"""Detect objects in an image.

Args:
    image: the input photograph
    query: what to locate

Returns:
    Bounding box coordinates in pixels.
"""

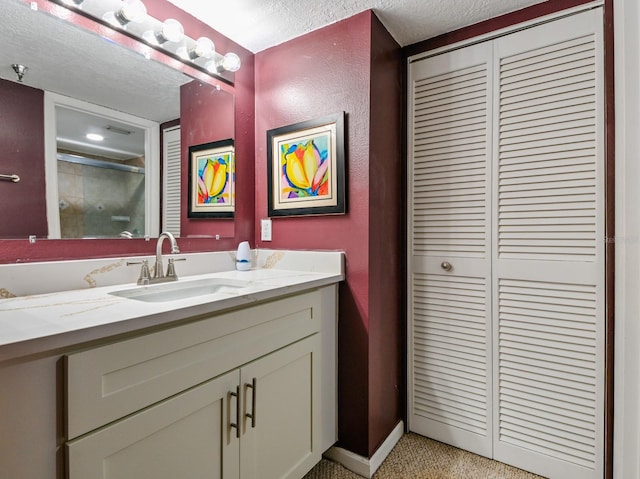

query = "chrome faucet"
[126,232,185,285]
[154,231,180,280]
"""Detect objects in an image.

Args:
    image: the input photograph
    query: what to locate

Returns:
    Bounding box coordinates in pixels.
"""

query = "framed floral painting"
[267,112,346,217]
[188,139,234,218]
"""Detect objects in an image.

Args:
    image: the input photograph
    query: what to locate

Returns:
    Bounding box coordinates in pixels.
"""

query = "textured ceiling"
[167,0,547,53]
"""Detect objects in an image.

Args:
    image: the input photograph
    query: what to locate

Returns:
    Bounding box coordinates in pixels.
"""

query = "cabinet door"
[240,335,321,479]
[67,370,240,479]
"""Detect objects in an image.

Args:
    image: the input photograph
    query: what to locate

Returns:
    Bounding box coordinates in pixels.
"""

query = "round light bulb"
[191,37,214,59]
[221,52,241,72]
[161,19,184,43]
[86,133,104,142]
[120,0,147,23]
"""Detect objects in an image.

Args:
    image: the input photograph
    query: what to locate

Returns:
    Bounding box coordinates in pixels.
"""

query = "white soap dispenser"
[235,241,251,271]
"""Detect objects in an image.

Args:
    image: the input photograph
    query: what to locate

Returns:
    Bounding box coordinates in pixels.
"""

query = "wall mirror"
[0,0,235,241]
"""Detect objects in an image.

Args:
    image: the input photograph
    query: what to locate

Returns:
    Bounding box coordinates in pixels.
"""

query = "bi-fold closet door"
[407,7,605,479]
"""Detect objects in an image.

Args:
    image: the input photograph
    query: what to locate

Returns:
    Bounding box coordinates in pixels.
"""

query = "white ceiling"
[167,0,547,53]
[56,108,145,161]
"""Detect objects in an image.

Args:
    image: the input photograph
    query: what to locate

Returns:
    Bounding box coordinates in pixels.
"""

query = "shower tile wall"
[58,160,145,238]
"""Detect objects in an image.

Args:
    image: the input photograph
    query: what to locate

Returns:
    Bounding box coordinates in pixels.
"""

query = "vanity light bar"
[51,0,241,83]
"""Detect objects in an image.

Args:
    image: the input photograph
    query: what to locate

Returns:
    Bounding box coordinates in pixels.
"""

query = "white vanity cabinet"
[67,369,241,478]
[239,336,320,479]
[64,286,336,479]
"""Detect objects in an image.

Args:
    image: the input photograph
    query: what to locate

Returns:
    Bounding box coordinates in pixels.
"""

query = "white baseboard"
[324,420,404,478]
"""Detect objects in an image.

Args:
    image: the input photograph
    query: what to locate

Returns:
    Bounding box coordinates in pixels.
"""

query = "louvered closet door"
[491,9,604,479]
[162,126,181,236]
[408,42,494,458]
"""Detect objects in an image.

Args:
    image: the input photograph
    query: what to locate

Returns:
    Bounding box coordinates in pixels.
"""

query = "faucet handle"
[127,259,151,285]
[166,257,186,279]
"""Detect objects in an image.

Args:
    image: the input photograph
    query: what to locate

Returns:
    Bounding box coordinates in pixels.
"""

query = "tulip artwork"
[197,155,231,204]
[267,112,346,217]
[280,136,330,200]
[188,140,235,218]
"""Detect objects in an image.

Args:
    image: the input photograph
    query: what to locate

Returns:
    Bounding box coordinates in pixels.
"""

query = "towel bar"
[0,173,20,183]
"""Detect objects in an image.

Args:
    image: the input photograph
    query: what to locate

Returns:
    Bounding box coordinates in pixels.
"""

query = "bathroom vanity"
[0,250,343,479]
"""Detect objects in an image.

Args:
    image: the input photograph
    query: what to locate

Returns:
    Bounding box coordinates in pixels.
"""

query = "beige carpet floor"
[304,433,546,479]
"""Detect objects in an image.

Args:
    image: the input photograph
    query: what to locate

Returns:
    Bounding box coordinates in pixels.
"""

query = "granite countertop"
[0,263,343,362]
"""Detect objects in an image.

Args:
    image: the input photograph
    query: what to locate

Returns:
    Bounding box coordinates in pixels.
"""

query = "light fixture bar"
[48,0,240,84]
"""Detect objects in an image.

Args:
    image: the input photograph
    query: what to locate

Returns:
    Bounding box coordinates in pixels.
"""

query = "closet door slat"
[412,60,489,257]
[413,273,489,437]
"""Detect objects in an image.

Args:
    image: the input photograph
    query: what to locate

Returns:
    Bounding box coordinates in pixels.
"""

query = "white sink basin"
[109,277,251,303]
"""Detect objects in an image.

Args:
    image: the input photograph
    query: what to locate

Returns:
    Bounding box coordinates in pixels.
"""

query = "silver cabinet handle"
[245,378,257,428]
[441,261,452,271]
[229,385,240,438]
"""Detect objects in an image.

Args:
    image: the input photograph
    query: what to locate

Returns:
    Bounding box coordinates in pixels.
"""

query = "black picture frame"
[187,139,235,219]
[267,112,346,217]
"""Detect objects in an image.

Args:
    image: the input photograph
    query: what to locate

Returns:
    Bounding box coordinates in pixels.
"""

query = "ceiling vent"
[106,125,133,135]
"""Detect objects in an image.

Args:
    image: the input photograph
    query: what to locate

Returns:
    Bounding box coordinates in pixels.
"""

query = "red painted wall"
[0,0,254,263]
[180,80,235,238]
[254,11,403,457]
[0,79,47,239]
[368,15,404,454]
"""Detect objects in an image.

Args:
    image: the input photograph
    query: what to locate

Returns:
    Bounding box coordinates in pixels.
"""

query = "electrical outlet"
[261,219,272,241]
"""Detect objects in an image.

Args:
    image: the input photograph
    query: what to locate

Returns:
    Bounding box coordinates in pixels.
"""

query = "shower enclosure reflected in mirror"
[47,97,155,239]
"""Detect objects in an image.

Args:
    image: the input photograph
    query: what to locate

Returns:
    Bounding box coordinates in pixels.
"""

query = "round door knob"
[441,261,452,271]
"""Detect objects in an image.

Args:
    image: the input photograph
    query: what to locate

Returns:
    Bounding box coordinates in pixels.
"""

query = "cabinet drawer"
[66,289,323,439]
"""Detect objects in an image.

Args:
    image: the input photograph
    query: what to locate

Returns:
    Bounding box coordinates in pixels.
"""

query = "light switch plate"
[261,219,272,241]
